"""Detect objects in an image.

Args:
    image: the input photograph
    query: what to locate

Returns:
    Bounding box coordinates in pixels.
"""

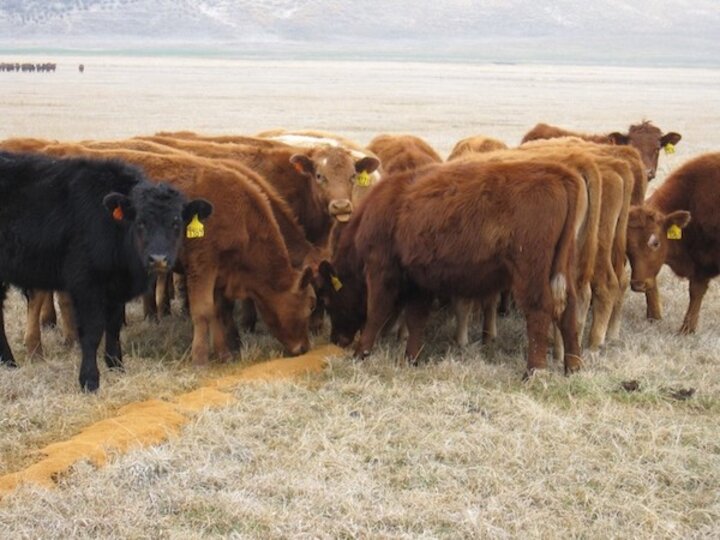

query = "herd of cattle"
[0,122,717,392]
[0,62,57,72]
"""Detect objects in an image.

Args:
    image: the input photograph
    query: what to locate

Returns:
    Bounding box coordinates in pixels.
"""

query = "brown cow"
[522,121,681,182]
[39,143,316,364]
[324,159,586,375]
[447,135,508,160]
[137,135,380,244]
[626,153,720,333]
[367,134,442,175]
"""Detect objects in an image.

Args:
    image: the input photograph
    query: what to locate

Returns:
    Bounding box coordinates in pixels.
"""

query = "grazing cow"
[0,151,211,391]
[322,159,586,375]
[137,135,380,245]
[521,121,681,182]
[447,135,508,160]
[40,144,316,363]
[626,153,720,333]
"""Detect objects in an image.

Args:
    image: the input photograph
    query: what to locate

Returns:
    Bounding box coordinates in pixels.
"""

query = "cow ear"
[290,154,314,176]
[607,132,630,145]
[103,192,136,222]
[664,210,691,230]
[661,132,682,147]
[355,156,380,174]
[182,199,213,222]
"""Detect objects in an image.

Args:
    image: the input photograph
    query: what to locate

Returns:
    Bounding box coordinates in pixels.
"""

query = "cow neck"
[646,170,690,215]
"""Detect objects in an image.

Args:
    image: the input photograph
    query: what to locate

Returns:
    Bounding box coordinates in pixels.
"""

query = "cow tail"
[550,170,586,319]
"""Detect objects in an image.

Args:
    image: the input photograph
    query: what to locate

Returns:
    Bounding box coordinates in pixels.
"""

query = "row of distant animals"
[0,62,56,72]
[0,122,716,393]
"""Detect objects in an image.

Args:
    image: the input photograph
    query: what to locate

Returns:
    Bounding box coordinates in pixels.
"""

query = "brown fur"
[626,153,720,333]
[351,158,585,374]
[521,121,681,184]
[39,142,316,364]
[447,135,509,161]
[367,134,442,175]
[138,135,379,245]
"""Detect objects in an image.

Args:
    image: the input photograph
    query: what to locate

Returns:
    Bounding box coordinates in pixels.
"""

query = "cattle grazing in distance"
[447,135,509,160]
[0,151,212,391]
[521,121,681,182]
[626,152,720,334]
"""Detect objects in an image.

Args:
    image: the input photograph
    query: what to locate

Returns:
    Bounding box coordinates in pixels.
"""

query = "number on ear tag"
[186,214,205,238]
[667,224,682,240]
[356,170,371,187]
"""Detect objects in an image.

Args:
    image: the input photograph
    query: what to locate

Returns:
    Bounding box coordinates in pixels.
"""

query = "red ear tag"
[112,206,124,221]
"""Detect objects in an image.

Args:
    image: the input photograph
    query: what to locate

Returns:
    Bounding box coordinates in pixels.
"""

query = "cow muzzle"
[148,254,170,273]
[328,199,353,223]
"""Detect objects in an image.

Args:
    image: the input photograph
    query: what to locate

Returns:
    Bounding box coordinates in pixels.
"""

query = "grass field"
[0,56,719,537]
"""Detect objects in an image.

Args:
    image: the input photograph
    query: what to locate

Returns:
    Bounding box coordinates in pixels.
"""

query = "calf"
[626,153,720,333]
[522,121,681,182]
[0,151,211,391]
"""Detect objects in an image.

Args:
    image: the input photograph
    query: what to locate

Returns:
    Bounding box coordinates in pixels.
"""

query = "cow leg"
[24,289,46,360]
[104,301,125,371]
[404,293,433,364]
[155,273,172,317]
[173,273,190,315]
[357,267,400,358]
[217,295,240,353]
[211,292,233,362]
[240,298,257,332]
[143,275,159,321]
[525,309,552,375]
[72,290,105,392]
[588,270,620,352]
[40,291,57,328]
[575,281,592,346]
[57,292,78,346]
[645,284,662,321]
[498,290,512,316]
[558,285,582,374]
[187,269,217,366]
[679,277,710,335]
[453,297,473,346]
[481,292,500,344]
[0,285,17,367]
[606,267,628,342]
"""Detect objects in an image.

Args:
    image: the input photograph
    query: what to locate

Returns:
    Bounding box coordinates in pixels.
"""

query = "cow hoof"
[81,378,100,393]
[1,358,18,369]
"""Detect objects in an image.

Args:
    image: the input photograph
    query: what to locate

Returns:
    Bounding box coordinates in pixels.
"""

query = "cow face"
[608,122,681,181]
[626,206,691,292]
[290,148,380,223]
[104,183,213,273]
[316,260,365,347]
[254,267,315,356]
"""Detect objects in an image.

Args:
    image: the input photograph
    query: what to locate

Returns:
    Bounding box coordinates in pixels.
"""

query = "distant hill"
[0,0,718,66]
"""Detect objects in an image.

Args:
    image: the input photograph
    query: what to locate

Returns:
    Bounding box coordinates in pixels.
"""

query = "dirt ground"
[0,55,719,538]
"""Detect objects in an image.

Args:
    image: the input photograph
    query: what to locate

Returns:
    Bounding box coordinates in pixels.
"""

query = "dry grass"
[0,56,719,537]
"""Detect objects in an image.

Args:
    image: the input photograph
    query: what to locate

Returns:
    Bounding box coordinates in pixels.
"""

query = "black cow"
[0,151,212,391]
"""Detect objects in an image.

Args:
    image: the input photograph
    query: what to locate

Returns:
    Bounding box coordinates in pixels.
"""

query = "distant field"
[0,56,719,537]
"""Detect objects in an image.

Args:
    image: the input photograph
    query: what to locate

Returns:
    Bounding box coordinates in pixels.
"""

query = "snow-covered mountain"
[0,1,718,66]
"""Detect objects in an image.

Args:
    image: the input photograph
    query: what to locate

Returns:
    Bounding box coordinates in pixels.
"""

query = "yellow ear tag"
[331,275,343,292]
[356,170,371,187]
[667,224,682,240]
[664,143,676,155]
[186,214,205,239]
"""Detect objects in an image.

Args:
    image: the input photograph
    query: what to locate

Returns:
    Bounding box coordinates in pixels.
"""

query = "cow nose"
[289,342,309,356]
[647,169,656,180]
[328,199,353,222]
[148,254,169,270]
[630,280,647,292]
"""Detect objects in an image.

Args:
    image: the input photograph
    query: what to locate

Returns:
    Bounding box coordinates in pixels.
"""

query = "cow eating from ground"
[521,121,681,182]
[0,151,212,391]
[626,153,720,333]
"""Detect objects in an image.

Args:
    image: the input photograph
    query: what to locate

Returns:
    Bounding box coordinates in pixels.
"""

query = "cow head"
[290,148,380,223]
[316,260,366,347]
[608,122,681,181]
[253,266,315,356]
[103,182,213,273]
[626,206,691,292]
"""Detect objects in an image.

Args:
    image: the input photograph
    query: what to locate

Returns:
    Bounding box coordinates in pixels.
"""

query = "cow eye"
[315,173,325,184]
